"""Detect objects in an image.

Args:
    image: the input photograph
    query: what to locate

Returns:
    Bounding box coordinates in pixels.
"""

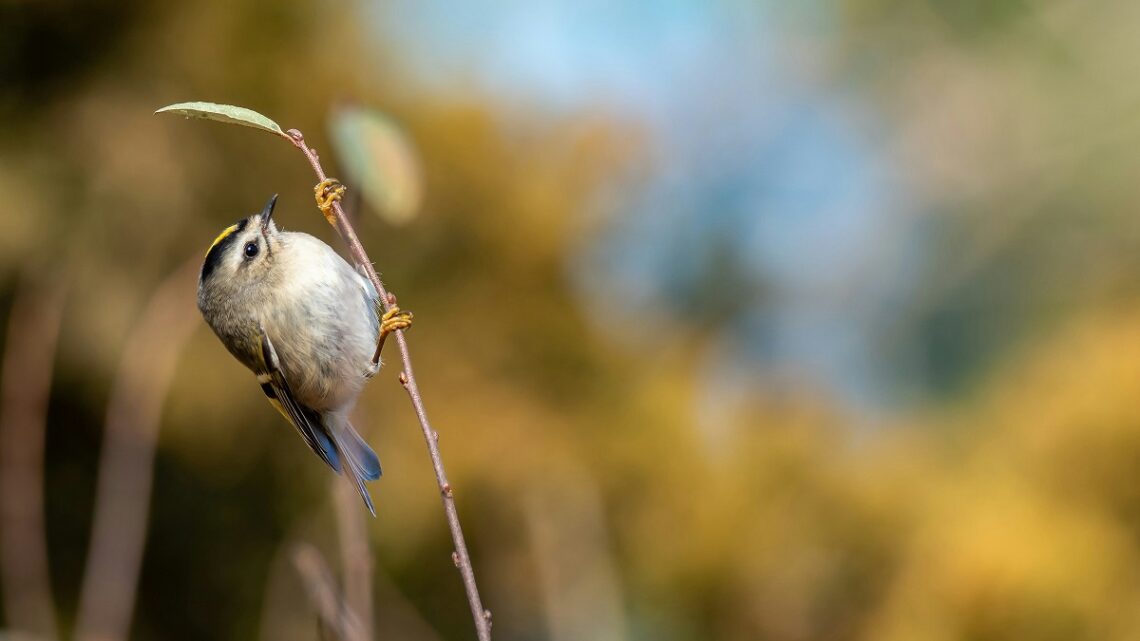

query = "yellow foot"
[371,306,413,365]
[380,306,414,335]
[314,178,347,226]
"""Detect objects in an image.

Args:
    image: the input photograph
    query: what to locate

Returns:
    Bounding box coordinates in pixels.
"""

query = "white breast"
[264,232,378,412]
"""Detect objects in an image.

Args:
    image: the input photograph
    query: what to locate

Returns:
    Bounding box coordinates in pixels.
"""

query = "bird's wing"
[255,326,341,472]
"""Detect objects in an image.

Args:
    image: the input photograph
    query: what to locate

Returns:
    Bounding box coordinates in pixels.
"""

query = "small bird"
[197,193,411,515]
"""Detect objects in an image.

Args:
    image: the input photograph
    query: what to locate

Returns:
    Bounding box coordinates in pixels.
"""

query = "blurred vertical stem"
[0,272,67,640]
[292,543,368,641]
[333,476,373,641]
[75,259,201,641]
[287,128,492,641]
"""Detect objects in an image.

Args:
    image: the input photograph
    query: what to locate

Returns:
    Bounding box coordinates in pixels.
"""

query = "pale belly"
[263,279,377,412]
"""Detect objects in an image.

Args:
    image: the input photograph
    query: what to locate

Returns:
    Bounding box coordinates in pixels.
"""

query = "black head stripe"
[200,217,250,282]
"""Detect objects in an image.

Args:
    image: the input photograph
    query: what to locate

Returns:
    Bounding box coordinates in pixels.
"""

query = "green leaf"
[154,102,288,138]
[329,107,423,225]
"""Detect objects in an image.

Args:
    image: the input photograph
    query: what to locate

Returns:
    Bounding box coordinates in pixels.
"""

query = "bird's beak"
[260,194,278,234]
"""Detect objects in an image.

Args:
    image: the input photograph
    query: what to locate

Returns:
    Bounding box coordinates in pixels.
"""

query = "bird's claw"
[314,178,346,226]
[380,306,414,335]
[369,306,413,368]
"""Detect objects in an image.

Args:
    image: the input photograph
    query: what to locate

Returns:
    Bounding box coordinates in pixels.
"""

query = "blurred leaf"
[154,102,287,138]
[329,106,422,225]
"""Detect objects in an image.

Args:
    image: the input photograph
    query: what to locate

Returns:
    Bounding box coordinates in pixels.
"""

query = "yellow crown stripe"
[206,223,240,257]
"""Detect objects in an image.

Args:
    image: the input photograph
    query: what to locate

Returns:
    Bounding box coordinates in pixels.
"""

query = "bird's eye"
[244,241,259,258]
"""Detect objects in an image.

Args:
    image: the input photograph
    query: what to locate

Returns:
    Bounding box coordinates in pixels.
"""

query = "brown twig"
[0,273,67,640]
[75,259,202,641]
[287,128,492,641]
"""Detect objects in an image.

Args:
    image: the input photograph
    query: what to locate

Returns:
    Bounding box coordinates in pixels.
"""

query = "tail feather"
[341,421,382,480]
[311,424,342,474]
[328,418,382,516]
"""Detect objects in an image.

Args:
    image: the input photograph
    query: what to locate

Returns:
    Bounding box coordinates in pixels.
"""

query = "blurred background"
[3,0,1140,639]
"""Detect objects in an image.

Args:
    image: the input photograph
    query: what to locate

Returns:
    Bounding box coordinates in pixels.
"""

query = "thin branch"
[287,128,492,641]
[0,273,67,640]
[75,259,202,641]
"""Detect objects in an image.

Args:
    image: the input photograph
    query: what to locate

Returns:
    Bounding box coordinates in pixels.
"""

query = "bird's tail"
[328,417,382,516]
